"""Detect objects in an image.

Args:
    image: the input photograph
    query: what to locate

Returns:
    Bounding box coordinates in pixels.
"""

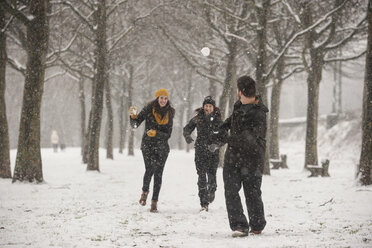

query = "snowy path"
[0,144,371,248]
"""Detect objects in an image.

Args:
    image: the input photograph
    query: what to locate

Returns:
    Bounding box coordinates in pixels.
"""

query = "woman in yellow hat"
[129,88,175,212]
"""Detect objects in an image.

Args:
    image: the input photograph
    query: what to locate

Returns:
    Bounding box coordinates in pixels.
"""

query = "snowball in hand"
[201,47,210,57]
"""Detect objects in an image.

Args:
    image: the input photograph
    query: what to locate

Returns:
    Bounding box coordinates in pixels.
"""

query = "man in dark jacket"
[216,76,268,237]
[183,96,223,211]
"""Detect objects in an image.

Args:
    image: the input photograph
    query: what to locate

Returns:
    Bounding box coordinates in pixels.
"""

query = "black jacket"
[183,108,223,153]
[220,99,269,172]
[130,103,174,154]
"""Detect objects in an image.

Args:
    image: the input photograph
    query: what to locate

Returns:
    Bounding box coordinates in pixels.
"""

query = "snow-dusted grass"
[1,124,372,247]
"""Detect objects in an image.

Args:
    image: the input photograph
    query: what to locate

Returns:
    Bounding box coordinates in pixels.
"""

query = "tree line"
[0,0,371,185]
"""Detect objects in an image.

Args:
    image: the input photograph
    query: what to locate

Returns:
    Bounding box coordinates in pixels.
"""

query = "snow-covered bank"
[1,118,371,247]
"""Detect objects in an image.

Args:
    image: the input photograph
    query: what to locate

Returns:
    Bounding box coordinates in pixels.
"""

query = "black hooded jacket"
[220,98,269,172]
[130,101,175,154]
[183,108,223,153]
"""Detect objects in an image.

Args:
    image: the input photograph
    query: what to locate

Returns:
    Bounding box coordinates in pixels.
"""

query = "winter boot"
[232,228,249,238]
[249,230,262,235]
[139,191,149,206]
[200,204,208,212]
[150,200,158,213]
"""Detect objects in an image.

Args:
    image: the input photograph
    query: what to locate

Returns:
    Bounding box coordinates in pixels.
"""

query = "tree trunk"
[0,7,11,178]
[127,64,134,156]
[255,0,271,175]
[269,58,285,160]
[304,53,323,168]
[12,0,49,182]
[105,77,114,159]
[358,0,372,185]
[178,104,185,150]
[209,61,217,99]
[118,80,126,154]
[78,78,86,156]
[186,71,193,153]
[87,0,107,171]
[219,39,237,119]
[82,111,91,164]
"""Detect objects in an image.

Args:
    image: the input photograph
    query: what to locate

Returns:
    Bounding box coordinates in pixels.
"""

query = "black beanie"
[203,96,216,107]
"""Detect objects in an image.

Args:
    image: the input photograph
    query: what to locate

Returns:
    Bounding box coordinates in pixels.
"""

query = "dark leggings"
[141,149,169,201]
[195,151,219,206]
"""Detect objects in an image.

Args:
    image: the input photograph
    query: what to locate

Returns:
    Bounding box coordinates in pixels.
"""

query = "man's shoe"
[249,230,262,235]
[232,228,248,237]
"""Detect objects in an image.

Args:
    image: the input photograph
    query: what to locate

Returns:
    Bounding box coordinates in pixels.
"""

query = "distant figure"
[50,130,59,153]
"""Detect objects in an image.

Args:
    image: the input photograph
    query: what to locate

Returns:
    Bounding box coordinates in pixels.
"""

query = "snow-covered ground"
[1,120,372,247]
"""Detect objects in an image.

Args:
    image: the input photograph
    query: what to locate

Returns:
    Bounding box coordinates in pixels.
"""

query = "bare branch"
[7,57,26,75]
[53,1,95,33]
[107,0,129,18]
[325,14,368,51]
[324,50,366,63]
[108,3,164,53]
[263,0,349,81]
[0,1,30,25]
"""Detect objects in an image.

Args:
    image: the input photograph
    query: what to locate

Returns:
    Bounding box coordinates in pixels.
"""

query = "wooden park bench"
[270,154,288,169]
[307,159,330,177]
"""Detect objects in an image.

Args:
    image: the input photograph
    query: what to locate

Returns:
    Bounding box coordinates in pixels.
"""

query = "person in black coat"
[212,76,268,237]
[129,88,175,213]
[183,96,223,211]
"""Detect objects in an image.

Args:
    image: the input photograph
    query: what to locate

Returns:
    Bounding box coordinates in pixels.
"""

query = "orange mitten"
[147,129,157,137]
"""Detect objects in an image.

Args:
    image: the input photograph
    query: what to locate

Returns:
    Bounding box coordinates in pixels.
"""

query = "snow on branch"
[282,0,301,24]
[107,0,129,18]
[53,1,95,33]
[264,0,348,81]
[7,57,26,76]
[44,71,69,83]
[325,14,368,51]
[324,50,366,63]
[47,24,81,61]
[1,16,15,33]
[0,1,30,25]
[108,4,163,53]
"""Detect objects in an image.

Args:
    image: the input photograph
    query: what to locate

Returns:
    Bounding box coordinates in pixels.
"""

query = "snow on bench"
[307,159,330,177]
[270,154,288,169]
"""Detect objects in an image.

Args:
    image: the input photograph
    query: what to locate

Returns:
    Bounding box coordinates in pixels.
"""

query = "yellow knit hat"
[155,88,169,98]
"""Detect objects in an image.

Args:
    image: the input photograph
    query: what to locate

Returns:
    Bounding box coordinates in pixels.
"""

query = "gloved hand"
[147,129,157,137]
[185,136,194,144]
[208,144,220,152]
[129,106,138,119]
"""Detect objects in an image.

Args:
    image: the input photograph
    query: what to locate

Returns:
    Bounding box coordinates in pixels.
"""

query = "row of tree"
[0,0,371,185]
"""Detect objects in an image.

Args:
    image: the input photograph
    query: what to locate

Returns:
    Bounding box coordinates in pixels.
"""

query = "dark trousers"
[195,150,219,206]
[141,149,169,201]
[223,165,266,232]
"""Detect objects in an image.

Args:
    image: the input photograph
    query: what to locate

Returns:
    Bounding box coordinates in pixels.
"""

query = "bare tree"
[358,0,372,185]
[297,0,367,168]
[1,0,50,182]
[0,7,11,178]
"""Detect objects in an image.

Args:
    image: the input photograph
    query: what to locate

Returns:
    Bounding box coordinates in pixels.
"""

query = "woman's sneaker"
[200,205,208,212]
[249,230,262,235]
[232,228,249,237]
